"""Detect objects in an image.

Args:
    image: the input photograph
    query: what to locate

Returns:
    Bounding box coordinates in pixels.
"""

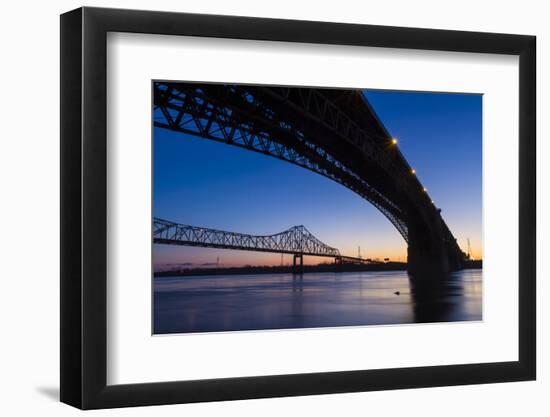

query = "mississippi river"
[154,269,482,334]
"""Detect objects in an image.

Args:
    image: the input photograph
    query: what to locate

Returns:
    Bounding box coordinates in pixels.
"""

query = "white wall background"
[0,0,546,415]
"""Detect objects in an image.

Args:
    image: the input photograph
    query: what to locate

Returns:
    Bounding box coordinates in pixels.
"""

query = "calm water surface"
[154,269,482,334]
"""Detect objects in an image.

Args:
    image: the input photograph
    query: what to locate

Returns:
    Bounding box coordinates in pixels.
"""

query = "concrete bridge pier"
[293,254,303,273]
[407,214,464,277]
[407,240,450,276]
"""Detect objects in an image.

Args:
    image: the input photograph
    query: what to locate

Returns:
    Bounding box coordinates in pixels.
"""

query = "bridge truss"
[153,218,348,259]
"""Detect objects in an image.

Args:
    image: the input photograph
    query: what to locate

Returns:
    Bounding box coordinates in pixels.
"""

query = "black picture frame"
[60,6,536,409]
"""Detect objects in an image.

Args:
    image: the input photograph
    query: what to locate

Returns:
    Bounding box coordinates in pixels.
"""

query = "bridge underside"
[153,82,466,275]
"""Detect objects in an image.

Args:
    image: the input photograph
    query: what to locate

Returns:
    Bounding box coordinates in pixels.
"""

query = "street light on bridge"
[391,138,398,145]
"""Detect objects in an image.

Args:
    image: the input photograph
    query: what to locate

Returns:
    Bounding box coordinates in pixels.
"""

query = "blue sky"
[153,88,482,270]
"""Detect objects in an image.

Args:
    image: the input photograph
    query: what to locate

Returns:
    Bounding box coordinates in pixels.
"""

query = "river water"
[153,269,482,334]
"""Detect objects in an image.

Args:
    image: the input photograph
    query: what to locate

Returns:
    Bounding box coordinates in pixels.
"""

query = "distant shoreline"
[154,260,482,277]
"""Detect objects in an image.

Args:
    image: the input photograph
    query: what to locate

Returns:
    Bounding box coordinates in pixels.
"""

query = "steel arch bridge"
[153,82,466,274]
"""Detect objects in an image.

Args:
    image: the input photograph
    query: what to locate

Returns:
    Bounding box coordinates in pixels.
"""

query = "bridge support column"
[407,242,449,276]
[407,215,463,277]
[293,254,303,273]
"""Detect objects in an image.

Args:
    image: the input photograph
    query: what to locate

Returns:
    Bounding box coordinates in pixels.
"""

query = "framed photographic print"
[60,6,536,409]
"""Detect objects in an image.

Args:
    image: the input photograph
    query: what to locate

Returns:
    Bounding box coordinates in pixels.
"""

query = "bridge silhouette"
[154,82,466,274]
[153,218,366,269]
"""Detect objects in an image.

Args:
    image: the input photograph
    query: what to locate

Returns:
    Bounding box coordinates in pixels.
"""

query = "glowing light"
[391,138,398,145]
[411,168,416,174]
[423,187,428,192]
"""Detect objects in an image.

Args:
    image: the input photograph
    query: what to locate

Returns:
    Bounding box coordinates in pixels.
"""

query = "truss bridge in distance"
[153,217,367,268]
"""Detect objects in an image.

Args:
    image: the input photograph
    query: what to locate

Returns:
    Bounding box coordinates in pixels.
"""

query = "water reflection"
[409,269,482,323]
[154,269,482,334]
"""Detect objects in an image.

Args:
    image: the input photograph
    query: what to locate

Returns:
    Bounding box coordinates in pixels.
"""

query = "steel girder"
[153,82,410,241]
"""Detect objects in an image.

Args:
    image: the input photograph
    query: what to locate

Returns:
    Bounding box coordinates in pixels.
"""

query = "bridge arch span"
[153,82,465,274]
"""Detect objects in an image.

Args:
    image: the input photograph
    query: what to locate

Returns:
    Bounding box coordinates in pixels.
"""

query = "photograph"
[52,3,537,412]
[152,82,483,335]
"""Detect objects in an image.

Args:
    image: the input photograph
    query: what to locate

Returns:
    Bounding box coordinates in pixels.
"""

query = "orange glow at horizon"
[154,233,483,271]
